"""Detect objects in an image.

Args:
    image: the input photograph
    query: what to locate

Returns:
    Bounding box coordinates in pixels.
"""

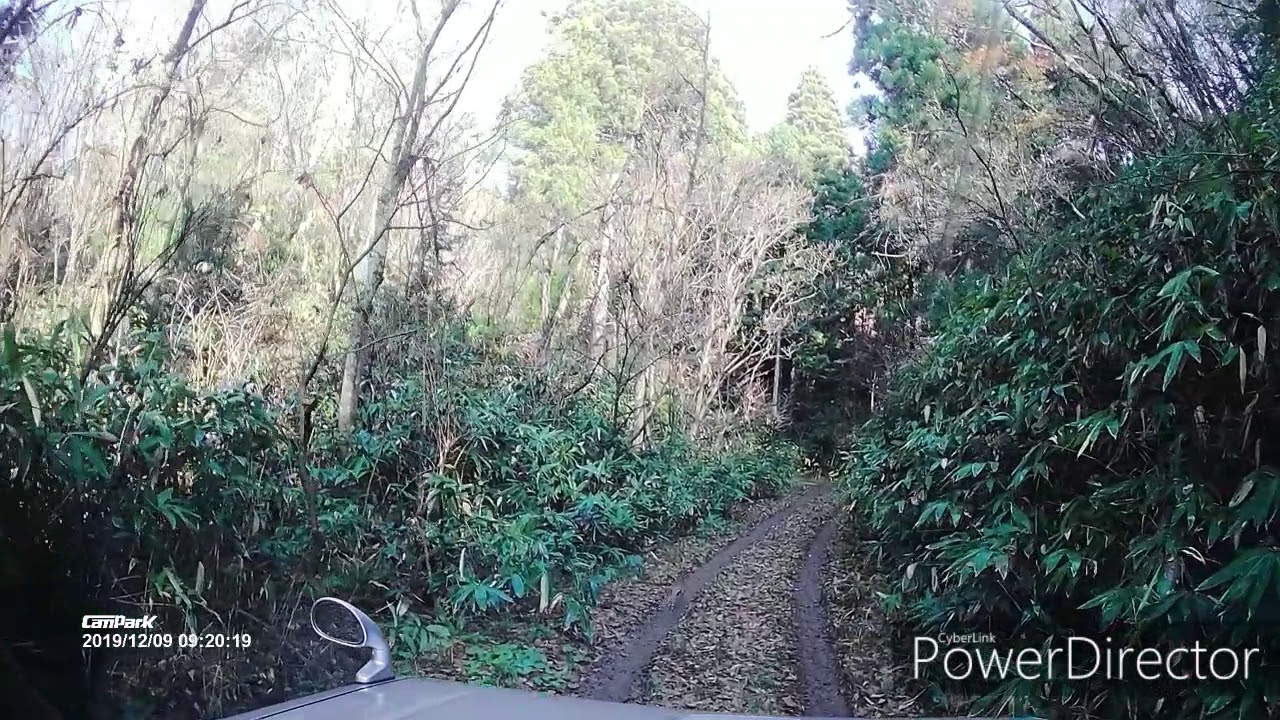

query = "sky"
[460,0,859,134]
[107,0,861,142]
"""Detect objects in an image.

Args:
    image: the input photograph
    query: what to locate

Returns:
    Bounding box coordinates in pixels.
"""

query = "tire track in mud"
[579,482,830,704]
[795,517,850,717]
[636,494,833,715]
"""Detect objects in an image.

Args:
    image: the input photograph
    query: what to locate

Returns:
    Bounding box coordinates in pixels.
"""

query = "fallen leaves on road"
[638,496,830,716]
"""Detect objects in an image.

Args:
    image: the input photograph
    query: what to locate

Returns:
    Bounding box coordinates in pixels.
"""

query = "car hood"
[219,677,835,720]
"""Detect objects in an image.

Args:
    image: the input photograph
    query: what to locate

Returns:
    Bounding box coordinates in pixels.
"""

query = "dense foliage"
[0,323,796,718]
[10,0,1280,717]
[2,0,828,715]
[842,75,1280,718]
[782,168,918,460]
[506,0,747,210]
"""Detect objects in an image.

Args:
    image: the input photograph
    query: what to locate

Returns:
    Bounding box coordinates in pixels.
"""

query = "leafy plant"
[842,73,1280,719]
[0,319,798,717]
[462,643,550,687]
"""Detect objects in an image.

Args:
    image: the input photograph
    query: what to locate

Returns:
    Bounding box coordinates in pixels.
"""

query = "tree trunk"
[337,170,405,431]
[537,225,579,363]
[89,0,206,342]
[771,333,783,423]
[538,226,561,326]
[336,308,368,431]
[588,210,613,363]
[335,2,461,430]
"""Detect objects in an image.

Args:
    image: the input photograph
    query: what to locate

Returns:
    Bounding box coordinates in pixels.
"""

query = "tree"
[0,0,40,79]
[850,0,1071,271]
[507,0,748,211]
[764,67,850,177]
[501,0,751,366]
[333,0,502,431]
[87,0,210,369]
[1000,0,1263,140]
[475,0,823,443]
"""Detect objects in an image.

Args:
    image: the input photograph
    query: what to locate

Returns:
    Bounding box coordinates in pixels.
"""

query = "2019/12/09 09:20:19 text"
[82,616,252,650]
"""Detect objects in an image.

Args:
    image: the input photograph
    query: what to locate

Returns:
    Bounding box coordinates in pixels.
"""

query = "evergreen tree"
[505,0,748,212]
[783,67,850,172]
[763,67,850,177]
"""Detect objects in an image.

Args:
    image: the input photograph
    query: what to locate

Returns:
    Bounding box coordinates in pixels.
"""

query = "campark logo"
[82,615,159,630]
[914,635,1263,682]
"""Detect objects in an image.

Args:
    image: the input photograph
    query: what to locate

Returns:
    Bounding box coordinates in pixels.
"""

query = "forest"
[0,0,1277,718]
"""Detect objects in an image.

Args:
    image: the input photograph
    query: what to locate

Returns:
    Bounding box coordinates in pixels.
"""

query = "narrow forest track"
[795,517,849,717]
[576,481,851,717]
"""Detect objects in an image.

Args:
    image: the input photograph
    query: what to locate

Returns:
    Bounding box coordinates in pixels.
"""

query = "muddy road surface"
[576,483,850,717]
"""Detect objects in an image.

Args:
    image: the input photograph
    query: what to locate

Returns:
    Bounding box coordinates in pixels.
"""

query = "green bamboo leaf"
[1162,342,1186,390]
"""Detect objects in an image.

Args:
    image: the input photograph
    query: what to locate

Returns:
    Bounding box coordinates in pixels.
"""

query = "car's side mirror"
[310,597,394,684]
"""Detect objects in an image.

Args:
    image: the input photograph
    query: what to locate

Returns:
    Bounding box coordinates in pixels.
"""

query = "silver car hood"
[219,677,834,720]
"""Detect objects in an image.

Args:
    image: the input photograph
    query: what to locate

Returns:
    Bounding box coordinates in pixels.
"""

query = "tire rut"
[795,516,849,717]
[580,482,830,704]
[637,495,832,714]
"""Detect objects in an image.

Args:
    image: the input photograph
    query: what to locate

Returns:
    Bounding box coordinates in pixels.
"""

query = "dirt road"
[576,483,849,717]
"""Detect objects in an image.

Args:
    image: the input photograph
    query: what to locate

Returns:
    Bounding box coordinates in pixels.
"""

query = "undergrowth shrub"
[0,322,798,718]
[842,76,1280,719]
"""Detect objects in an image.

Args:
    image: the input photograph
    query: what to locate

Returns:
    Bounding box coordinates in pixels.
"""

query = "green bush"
[0,322,798,717]
[842,77,1280,719]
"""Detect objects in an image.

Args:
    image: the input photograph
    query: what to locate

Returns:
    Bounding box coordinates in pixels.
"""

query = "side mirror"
[310,597,394,683]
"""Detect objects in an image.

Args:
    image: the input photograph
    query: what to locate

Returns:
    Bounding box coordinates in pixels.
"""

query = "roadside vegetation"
[836,2,1280,719]
[1,1,1277,719]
